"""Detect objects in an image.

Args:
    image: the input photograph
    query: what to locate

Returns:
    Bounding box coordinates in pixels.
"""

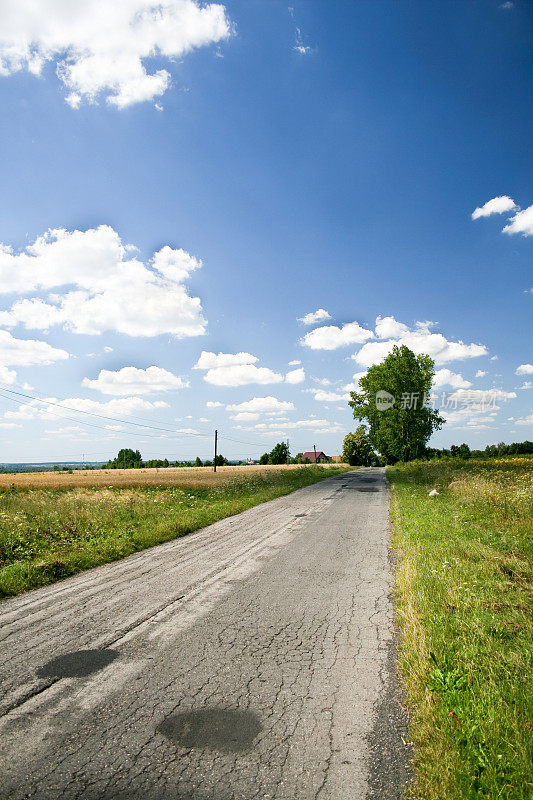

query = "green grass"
[0,465,349,598]
[388,457,532,800]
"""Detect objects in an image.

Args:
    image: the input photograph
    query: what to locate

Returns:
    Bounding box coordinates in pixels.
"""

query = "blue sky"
[0,0,531,462]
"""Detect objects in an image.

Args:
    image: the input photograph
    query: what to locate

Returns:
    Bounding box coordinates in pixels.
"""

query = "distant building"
[302,450,331,463]
[331,455,342,463]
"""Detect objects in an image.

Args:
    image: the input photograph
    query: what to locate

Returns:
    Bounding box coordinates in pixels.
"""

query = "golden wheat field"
[0,463,347,490]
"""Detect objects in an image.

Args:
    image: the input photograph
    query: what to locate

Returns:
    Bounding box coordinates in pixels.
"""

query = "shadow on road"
[156,707,262,753]
[36,649,119,678]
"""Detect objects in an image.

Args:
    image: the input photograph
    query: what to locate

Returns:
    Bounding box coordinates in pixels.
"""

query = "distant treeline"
[105,448,231,469]
[425,441,533,459]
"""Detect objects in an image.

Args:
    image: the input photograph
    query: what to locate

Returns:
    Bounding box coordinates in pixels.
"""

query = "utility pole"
[313,444,317,463]
[213,429,218,472]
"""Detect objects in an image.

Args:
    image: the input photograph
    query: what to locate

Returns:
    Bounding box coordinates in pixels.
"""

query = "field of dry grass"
[0,463,347,491]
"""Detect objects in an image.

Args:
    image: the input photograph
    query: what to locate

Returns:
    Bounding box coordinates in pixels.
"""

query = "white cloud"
[471,196,517,219]
[293,27,311,55]
[0,364,17,384]
[203,364,283,387]
[82,366,188,396]
[516,364,533,375]
[230,412,260,422]
[286,367,305,384]
[206,400,223,408]
[0,226,206,338]
[515,411,533,426]
[256,418,341,432]
[297,308,331,325]
[308,388,350,403]
[520,382,533,390]
[288,359,301,366]
[375,315,410,339]
[5,395,169,421]
[301,321,373,350]
[0,328,69,366]
[194,350,282,386]
[433,369,472,389]
[226,396,295,415]
[353,322,488,367]
[194,351,258,369]
[475,370,487,378]
[0,0,231,108]
[503,205,533,237]
[0,421,21,428]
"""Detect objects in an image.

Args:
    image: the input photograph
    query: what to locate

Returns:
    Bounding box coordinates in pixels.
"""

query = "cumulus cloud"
[206,400,223,408]
[471,196,517,219]
[297,308,331,325]
[503,205,533,236]
[475,370,487,378]
[288,360,301,366]
[194,351,257,369]
[375,315,410,339]
[352,319,488,367]
[433,369,472,389]
[5,395,169,421]
[0,0,231,108]
[0,365,17,385]
[0,226,206,337]
[285,367,305,384]
[194,350,282,386]
[301,321,373,350]
[308,388,350,403]
[516,364,533,375]
[515,411,533,425]
[82,366,188,396]
[204,365,283,387]
[226,396,295,415]
[0,328,69,366]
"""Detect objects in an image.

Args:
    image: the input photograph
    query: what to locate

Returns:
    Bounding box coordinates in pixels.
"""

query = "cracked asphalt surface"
[0,467,409,800]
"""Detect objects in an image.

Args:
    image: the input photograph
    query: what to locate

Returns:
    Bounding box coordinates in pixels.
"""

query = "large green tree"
[259,442,290,465]
[342,426,375,466]
[268,442,290,464]
[348,345,444,463]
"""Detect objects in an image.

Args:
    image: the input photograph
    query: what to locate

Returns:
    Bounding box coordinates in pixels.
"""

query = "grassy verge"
[388,457,532,800]
[0,465,349,598]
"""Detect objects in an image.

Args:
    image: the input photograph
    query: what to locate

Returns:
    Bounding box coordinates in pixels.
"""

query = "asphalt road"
[0,468,409,800]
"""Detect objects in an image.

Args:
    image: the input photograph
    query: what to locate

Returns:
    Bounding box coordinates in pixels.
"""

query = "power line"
[0,385,214,439]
